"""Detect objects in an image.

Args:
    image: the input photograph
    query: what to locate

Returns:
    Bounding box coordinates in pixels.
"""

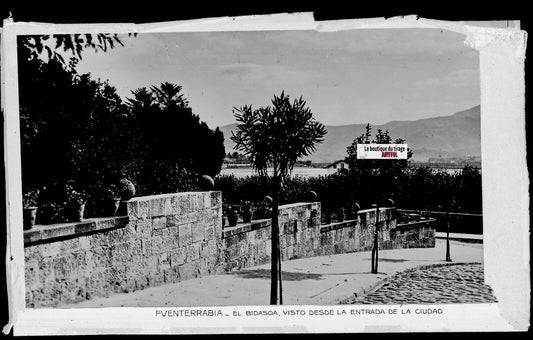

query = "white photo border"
[1,13,529,334]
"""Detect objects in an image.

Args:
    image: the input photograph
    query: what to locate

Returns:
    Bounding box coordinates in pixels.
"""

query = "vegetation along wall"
[24,192,434,307]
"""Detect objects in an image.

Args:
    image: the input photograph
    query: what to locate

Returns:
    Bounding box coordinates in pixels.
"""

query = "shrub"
[23,187,40,208]
[214,164,482,215]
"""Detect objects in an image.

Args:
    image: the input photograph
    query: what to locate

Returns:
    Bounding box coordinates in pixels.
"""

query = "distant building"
[324,160,350,174]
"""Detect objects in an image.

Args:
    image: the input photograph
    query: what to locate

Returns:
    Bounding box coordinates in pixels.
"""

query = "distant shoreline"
[221,162,482,170]
[219,163,481,178]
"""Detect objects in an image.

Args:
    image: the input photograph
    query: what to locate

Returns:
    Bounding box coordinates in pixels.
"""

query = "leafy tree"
[231,91,326,305]
[452,165,482,213]
[18,52,132,221]
[17,32,136,221]
[126,82,225,191]
[346,124,413,175]
[232,92,326,180]
[18,33,225,222]
[346,124,413,205]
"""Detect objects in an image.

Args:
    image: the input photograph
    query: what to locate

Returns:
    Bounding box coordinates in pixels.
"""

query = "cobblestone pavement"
[351,263,497,304]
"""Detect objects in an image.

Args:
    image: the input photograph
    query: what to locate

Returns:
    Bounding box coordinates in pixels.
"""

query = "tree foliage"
[231,91,327,182]
[216,164,482,217]
[19,54,131,221]
[19,38,224,223]
[230,91,326,304]
[344,124,414,204]
[346,124,413,175]
[218,121,481,221]
[126,82,226,193]
[19,33,130,70]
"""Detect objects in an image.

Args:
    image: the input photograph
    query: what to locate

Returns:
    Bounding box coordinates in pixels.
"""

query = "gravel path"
[350,263,497,304]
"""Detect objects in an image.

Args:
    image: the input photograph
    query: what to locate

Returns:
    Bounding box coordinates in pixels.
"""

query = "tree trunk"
[278,245,283,305]
[371,206,379,274]
[375,206,379,273]
[270,179,280,305]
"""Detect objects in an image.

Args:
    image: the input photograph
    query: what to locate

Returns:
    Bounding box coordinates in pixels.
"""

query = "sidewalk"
[435,232,483,242]
[63,239,483,308]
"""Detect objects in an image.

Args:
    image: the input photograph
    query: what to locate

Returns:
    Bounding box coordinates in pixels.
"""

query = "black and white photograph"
[18,27,492,309]
[1,9,529,335]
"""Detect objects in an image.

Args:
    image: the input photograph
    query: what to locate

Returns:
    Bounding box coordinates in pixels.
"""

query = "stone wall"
[391,219,436,248]
[24,191,222,307]
[222,202,322,271]
[221,205,405,271]
[24,192,434,307]
[318,208,397,256]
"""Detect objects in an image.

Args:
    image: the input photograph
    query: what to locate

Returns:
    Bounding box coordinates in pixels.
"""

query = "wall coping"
[278,201,319,209]
[222,219,271,238]
[320,219,358,233]
[128,191,220,202]
[24,191,221,246]
[23,199,397,245]
[356,207,394,214]
[222,206,398,237]
[222,202,321,238]
[396,218,436,229]
[23,216,129,246]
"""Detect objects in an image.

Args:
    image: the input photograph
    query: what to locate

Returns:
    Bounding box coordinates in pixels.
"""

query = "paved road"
[350,263,497,304]
[62,239,485,308]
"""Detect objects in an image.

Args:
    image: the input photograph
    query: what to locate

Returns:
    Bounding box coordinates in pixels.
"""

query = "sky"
[75,28,480,129]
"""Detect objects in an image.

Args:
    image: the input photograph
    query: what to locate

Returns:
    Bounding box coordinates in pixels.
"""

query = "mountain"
[218,105,481,163]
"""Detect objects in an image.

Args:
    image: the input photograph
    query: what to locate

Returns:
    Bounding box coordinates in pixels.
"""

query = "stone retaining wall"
[222,202,322,271]
[24,192,434,307]
[392,219,436,248]
[318,208,398,256]
[221,205,405,271]
[24,191,222,307]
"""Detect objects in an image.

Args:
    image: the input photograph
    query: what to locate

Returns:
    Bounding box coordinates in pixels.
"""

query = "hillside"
[219,105,481,163]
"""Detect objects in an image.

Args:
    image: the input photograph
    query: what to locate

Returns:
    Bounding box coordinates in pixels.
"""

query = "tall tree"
[346,124,413,205]
[231,91,327,304]
[346,125,414,274]
[126,83,225,194]
[18,33,225,221]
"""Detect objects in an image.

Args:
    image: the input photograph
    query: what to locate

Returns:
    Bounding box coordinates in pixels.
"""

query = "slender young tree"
[231,91,327,304]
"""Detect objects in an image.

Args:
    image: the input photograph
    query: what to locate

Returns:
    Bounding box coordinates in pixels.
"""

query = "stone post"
[445,210,452,262]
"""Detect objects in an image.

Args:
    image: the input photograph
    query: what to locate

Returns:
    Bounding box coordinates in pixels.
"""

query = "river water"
[219,166,466,178]
[219,167,329,178]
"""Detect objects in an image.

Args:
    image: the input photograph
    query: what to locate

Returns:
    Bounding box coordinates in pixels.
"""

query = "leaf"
[114,35,124,47]
[45,46,52,60]
[55,35,64,49]
[85,34,93,48]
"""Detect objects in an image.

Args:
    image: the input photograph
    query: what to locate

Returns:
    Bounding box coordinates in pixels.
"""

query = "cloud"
[215,63,263,75]
[266,28,478,57]
[215,62,320,82]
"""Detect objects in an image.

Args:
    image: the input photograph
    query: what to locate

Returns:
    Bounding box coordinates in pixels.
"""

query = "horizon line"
[217,104,481,129]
